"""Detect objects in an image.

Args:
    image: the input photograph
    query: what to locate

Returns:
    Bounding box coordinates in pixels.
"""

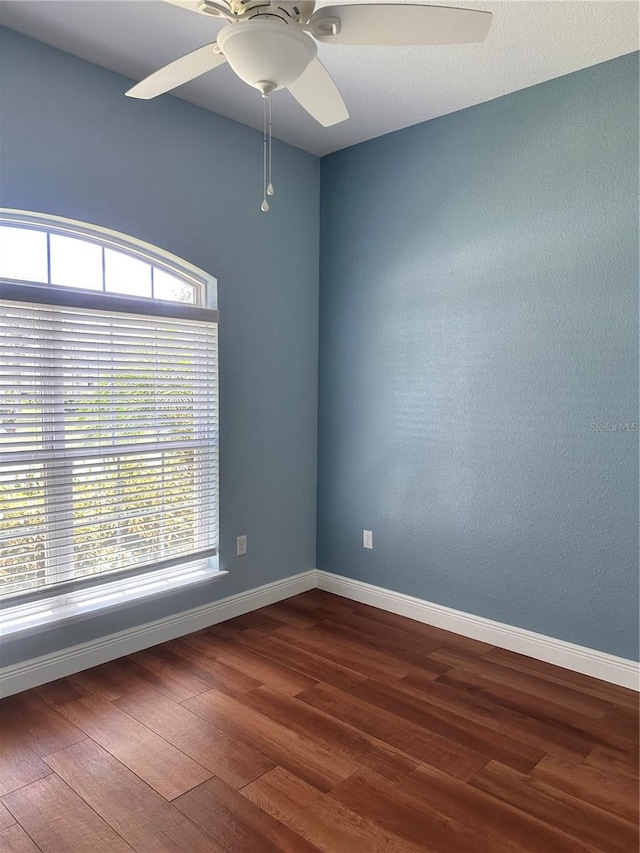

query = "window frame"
[0,209,212,307]
[0,210,223,637]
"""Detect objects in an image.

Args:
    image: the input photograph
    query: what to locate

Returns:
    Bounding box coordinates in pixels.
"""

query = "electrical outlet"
[236,535,247,556]
[363,529,373,549]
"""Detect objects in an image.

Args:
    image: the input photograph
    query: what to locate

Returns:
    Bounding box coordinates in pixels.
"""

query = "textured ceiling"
[1,0,638,155]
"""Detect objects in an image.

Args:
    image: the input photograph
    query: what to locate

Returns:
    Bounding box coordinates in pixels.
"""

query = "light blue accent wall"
[0,27,320,665]
[317,53,639,660]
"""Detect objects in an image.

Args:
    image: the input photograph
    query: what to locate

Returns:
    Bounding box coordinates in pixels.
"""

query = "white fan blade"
[288,58,349,127]
[162,0,230,17]
[126,43,226,100]
[309,4,492,45]
[162,0,208,13]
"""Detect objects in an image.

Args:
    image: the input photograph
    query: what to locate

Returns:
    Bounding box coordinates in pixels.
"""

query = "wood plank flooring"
[1,590,638,852]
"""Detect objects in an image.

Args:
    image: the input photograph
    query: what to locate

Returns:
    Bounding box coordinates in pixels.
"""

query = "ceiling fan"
[126,1,492,209]
[127,1,492,123]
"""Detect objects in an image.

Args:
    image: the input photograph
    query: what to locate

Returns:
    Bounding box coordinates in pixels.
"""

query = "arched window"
[0,211,221,634]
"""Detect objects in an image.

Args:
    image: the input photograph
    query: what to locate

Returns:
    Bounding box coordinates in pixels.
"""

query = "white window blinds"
[0,296,218,602]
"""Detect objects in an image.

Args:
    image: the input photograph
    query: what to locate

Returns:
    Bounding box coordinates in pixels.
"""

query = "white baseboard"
[2,567,637,696]
[316,570,639,691]
[0,570,316,698]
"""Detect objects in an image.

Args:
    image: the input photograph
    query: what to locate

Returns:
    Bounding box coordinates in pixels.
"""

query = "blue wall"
[0,27,320,665]
[317,53,639,660]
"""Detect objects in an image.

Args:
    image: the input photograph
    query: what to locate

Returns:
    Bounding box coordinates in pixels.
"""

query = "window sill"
[0,563,227,639]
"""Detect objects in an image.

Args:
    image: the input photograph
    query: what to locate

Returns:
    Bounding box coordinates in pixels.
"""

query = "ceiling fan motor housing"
[217,19,317,92]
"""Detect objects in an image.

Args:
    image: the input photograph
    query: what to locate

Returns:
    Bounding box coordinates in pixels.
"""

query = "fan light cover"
[217,20,317,92]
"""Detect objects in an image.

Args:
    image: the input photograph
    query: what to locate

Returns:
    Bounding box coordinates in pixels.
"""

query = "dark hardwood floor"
[0,589,638,852]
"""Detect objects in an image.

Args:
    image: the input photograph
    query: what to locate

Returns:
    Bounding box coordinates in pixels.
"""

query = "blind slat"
[0,548,218,602]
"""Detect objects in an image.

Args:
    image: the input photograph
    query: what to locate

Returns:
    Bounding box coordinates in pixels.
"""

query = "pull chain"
[261,93,269,212]
[267,94,274,198]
